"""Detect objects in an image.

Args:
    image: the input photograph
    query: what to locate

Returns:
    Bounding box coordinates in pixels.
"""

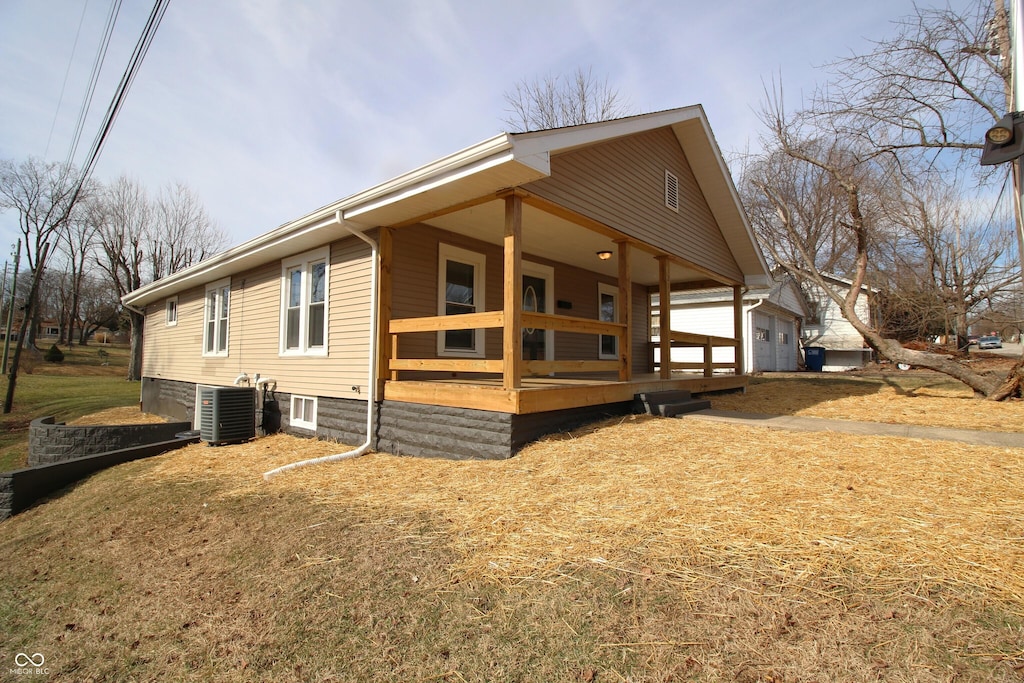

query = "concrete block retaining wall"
[140,377,638,460]
[0,436,199,521]
[28,417,193,466]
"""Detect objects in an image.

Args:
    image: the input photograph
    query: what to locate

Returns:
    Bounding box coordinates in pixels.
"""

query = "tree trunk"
[127,309,144,381]
[4,244,51,413]
[840,296,1003,397]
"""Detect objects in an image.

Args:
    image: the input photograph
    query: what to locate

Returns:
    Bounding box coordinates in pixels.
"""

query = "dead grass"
[4,374,1024,680]
[144,426,1024,607]
[711,370,1024,433]
[67,406,165,426]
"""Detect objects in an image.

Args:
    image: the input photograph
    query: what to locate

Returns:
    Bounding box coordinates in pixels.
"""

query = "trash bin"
[804,346,825,372]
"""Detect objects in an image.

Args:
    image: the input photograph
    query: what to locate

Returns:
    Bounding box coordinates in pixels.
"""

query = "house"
[654,272,808,373]
[800,274,875,371]
[123,106,771,459]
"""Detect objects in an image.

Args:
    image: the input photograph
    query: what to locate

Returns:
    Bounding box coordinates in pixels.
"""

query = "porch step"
[636,390,712,418]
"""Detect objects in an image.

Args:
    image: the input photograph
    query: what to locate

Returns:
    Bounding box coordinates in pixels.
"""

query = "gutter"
[263,210,379,480]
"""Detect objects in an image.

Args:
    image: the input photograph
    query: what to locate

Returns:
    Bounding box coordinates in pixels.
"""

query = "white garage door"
[775,319,796,371]
[752,312,774,372]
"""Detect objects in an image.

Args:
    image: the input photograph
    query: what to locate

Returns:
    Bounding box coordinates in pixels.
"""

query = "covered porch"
[375,191,748,415]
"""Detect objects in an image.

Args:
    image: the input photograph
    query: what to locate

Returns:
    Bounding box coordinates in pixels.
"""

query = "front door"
[523,274,546,360]
[522,262,554,362]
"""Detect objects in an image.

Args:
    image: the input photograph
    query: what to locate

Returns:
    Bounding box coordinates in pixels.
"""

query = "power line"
[63,0,123,172]
[77,0,169,184]
[44,0,91,160]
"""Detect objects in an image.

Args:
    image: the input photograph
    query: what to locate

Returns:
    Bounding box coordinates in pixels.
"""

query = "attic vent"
[665,170,679,212]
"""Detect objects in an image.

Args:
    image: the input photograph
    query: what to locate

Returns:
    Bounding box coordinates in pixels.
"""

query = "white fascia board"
[343,148,520,221]
[509,106,704,158]
[123,136,518,308]
[341,134,514,219]
[744,273,771,288]
[122,212,360,307]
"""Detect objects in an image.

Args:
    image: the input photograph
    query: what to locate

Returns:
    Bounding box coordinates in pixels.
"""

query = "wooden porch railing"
[650,329,741,377]
[387,311,625,380]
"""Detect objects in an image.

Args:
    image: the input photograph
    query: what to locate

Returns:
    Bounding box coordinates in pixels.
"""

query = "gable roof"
[125,106,769,307]
[663,273,810,318]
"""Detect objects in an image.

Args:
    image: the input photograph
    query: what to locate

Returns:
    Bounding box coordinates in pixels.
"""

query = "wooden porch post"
[503,194,523,390]
[616,240,632,381]
[658,256,672,379]
[377,226,394,393]
[733,284,745,376]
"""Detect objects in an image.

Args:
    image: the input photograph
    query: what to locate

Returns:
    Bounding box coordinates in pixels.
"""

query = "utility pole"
[2,241,21,374]
[1012,0,1024,291]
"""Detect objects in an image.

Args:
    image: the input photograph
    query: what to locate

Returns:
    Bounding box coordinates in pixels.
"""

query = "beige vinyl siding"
[141,236,373,400]
[631,282,650,376]
[392,225,505,361]
[391,226,649,372]
[523,127,744,283]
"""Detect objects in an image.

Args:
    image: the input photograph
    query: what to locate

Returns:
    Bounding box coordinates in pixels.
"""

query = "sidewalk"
[683,409,1024,449]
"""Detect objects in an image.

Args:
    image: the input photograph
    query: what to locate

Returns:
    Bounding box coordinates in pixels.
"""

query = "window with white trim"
[598,283,618,360]
[165,297,178,326]
[437,244,486,357]
[280,248,329,356]
[203,279,230,356]
[290,395,317,431]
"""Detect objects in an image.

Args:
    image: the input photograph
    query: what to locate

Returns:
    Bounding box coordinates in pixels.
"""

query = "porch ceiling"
[423,198,708,287]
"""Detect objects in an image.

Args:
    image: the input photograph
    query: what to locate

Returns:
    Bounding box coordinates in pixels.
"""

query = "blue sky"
[0,0,976,254]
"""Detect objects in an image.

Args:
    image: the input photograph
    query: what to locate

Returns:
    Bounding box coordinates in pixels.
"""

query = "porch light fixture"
[596,250,613,260]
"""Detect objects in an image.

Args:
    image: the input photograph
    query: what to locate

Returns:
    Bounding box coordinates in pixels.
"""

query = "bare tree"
[0,158,82,412]
[876,173,1016,348]
[816,0,1009,159]
[502,66,634,132]
[742,0,1024,399]
[77,273,121,343]
[94,177,224,380]
[54,200,102,345]
[151,182,225,280]
[94,177,152,381]
[752,88,1016,397]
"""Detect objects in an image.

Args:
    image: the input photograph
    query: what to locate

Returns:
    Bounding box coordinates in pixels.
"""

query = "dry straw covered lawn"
[711,369,1024,432]
[145,421,1024,607]
[5,372,1024,681]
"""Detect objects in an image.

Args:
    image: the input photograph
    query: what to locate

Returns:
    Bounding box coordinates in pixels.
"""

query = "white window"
[280,248,329,356]
[755,327,770,342]
[203,278,230,357]
[665,170,680,212]
[165,297,178,326]
[598,283,618,360]
[290,395,317,431]
[437,244,486,357]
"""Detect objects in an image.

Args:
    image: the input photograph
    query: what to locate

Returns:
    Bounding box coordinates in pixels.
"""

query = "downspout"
[263,210,379,480]
[745,297,766,375]
[122,301,147,405]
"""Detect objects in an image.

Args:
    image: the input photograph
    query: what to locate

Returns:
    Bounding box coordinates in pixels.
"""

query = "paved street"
[975,341,1023,358]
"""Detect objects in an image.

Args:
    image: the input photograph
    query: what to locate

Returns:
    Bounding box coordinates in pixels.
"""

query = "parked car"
[978,335,1003,349]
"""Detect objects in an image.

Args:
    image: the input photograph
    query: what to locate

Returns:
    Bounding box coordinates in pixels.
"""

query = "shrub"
[44,344,65,363]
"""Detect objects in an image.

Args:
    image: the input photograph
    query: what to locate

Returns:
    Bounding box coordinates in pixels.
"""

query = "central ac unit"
[199,386,256,445]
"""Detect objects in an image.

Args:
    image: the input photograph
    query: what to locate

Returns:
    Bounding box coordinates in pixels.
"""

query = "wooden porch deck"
[383,372,746,415]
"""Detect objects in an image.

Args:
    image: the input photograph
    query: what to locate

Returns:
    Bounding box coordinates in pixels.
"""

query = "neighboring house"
[655,273,808,373]
[800,274,875,371]
[123,106,771,459]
